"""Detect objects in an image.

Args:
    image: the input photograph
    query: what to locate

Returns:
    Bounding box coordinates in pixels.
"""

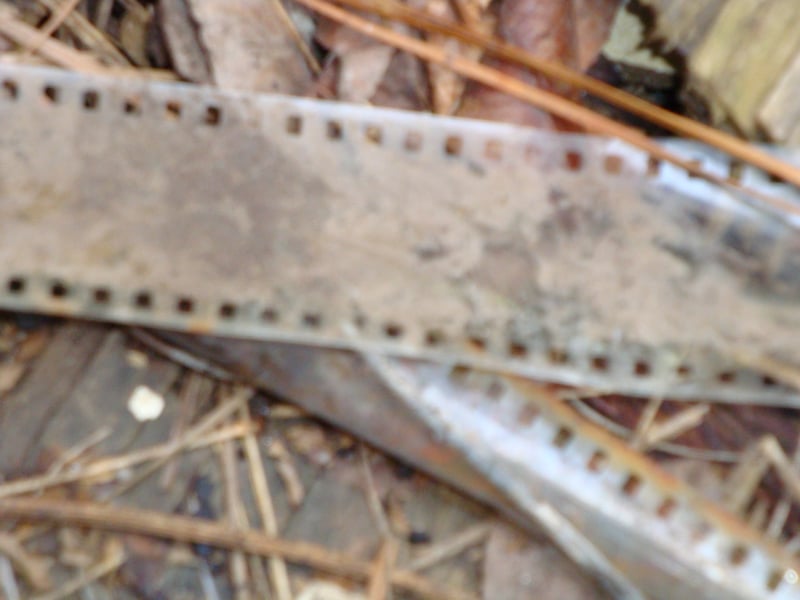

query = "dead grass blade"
[0,533,52,591]
[218,434,251,600]
[24,0,82,57]
[35,0,129,65]
[367,537,399,600]
[239,404,293,600]
[406,522,491,572]
[30,538,125,600]
[0,396,251,500]
[0,8,109,73]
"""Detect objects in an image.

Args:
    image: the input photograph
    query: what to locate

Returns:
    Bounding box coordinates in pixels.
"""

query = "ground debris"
[5,1,799,598]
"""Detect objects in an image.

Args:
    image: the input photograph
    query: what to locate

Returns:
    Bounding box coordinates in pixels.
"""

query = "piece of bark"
[0,324,107,474]
[758,46,800,144]
[689,0,800,137]
[637,0,726,54]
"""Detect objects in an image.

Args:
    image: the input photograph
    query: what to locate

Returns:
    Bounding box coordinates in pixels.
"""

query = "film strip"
[1,64,799,404]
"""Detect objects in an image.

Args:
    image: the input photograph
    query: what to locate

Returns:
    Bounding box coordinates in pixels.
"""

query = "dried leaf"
[188,0,312,93]
[316,16,394,103]
[457,0,575,127]
[573,0,620,70]
[339,45,395,103]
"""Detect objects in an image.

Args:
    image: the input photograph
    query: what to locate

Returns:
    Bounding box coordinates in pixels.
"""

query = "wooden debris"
[0,324,106,474]
[640,0,800,143]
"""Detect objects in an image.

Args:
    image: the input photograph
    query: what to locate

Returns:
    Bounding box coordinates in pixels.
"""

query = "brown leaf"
[573,0,620,71]
[457,0,575,128]
[457,0,618,128]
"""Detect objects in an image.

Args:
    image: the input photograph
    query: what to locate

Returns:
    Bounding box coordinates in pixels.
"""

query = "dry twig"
[327,0,800,189]
[35,0,129,65]
[0,410,251,499]
[30,538,125,600]
[0,8,109,73]
[294,0,800,220]
[406,522,491,572]
[239,403,293,600]
[0,533,51,591]
[367,537,399,600]
[218,434,251,600]
[267,438,305,507]
[0,497,476,600]
[24,0,82,57]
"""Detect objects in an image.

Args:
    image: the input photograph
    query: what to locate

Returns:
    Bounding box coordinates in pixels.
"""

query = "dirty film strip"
[369,357,800,599]
[1,64,800,404]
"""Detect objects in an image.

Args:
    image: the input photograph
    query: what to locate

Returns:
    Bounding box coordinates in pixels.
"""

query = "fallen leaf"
[573,0,620,70]
[188,0,312,93]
